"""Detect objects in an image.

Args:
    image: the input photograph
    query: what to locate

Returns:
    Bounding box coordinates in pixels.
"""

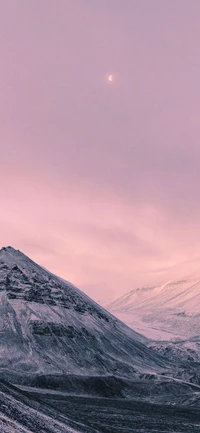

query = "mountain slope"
[0,380,96,433]
[107,277,200,341]
[0,247,167,383]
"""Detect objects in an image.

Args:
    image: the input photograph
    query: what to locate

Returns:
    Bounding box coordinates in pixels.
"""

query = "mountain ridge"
[106,276,200,341]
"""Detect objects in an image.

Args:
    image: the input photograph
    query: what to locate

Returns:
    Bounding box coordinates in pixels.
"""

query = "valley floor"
[37,394,200,433]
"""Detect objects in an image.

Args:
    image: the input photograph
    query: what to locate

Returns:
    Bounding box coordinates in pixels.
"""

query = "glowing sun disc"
[108,74,113,82]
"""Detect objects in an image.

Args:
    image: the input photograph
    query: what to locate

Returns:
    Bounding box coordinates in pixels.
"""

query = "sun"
[108,74,113,82]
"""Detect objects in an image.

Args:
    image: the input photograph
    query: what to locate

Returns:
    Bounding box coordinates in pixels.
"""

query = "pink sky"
[1,1,200,301]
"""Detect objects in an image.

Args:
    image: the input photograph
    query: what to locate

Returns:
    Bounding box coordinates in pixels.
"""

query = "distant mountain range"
[106,277,200,341]
[106,277,200,380]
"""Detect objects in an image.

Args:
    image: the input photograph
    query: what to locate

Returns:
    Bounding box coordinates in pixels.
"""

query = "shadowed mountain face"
[0,247,167,382]
[1,379,200,433]
[0,380,92,433]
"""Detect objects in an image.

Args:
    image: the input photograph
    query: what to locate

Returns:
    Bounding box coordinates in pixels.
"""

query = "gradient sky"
[1,0,200,301]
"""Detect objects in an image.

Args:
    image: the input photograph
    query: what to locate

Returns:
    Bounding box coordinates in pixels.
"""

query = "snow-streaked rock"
[0,246,167,381]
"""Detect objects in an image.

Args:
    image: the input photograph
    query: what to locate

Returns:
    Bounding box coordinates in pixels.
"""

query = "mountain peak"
[0,245,32,270]
[0,245,17,253]
[0,246,22,259]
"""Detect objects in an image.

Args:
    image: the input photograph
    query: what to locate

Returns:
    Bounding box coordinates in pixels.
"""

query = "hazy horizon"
[1,1,200,301]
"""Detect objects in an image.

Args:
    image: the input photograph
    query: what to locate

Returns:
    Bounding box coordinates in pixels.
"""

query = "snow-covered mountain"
[0,246,167,384]
[107,277,200,341]
[2,247,200,432]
